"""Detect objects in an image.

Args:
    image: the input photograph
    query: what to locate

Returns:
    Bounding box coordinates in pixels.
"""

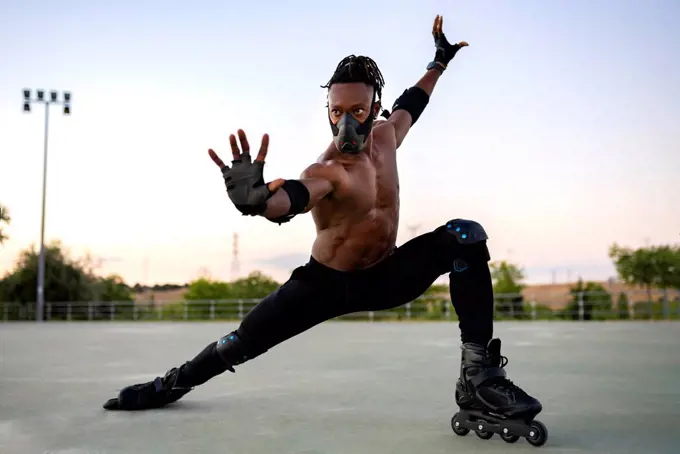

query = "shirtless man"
[103,15,546,446]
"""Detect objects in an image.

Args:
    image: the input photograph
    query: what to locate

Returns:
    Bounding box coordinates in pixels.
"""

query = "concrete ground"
[1,321,679,454]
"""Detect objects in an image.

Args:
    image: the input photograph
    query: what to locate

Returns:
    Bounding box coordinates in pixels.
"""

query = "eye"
[331,109,342,117]
[353,108,365,116]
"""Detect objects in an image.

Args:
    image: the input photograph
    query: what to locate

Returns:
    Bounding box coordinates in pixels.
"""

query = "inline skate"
[103,365,194,410]
[450,338,548,447]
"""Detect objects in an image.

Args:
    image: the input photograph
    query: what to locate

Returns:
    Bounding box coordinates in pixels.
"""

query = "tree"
[651,245,680,289]
[0,241,134,320]
[490,261,526,318]
[0,241,93,304]
[671,246,680,291]
[184,271,281,300]
[0,204,10,245]
[184,278,233,300]
[610,243,680,318]
[183,271,281,320]
[230,271,281,298]
[563,279,612,320]
[650,245,680,318]
[423,284,448,296]
[609,244,656,304]
[490,261,525,294]
[616,292,630,319]
[673,246,680,291]
[95,274,134,302]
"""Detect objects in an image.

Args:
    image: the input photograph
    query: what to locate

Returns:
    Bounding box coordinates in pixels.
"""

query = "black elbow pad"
[267,179,310,225]
[391,86,430,125]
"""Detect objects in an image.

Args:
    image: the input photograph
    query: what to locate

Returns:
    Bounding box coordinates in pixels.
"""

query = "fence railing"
[2,289,679,322]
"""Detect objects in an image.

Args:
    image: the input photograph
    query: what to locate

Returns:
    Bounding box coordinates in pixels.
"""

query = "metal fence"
[2,289,679,322]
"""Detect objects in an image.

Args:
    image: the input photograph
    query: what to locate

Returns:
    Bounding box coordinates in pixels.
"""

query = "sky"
[0,0,679,286]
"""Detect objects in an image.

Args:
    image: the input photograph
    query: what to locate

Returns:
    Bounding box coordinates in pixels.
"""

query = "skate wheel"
[525,420,548,447]
[450,413,470,436]
[475,429,494,440]
[474,420,494,440]
[500,431,520,443]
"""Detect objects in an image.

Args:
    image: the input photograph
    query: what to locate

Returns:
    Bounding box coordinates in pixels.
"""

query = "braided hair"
[321,55,386,104]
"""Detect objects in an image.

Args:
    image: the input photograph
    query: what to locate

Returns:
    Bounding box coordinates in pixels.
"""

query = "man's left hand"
[432,15,468,69]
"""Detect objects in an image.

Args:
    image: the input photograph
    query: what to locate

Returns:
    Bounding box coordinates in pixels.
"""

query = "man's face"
[328,82,380,124]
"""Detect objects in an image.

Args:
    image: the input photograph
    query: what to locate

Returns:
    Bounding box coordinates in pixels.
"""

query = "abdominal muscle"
[311,207,399,271]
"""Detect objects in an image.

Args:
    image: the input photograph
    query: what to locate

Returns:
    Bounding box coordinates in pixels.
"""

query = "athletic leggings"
[180,220,495,387]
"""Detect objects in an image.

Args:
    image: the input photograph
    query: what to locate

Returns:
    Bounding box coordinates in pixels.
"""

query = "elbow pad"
[391,86,430,125]
[267,179,310,225]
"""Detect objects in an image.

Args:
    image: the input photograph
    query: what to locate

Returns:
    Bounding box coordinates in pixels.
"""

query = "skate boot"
[102,364,194,411]
[102,331,251,411]
[450,338,548,447]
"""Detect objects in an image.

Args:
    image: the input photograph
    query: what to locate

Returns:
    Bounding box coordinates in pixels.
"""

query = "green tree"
[490,261,526,318]
[96,274,134,301]
[671,246,680,291]
[0,241,96,319]
[184,271,281,300]
[0,241,135,320]
[564,279,613,320]
[0,241,93,304]
[184,278,233,300]
[85,274,135,321]
[423,284,448,296]
[651,245,680,289]
[183,271,281,320]
[230,271,281,298]
[610,244,680,318]
[616,292,630,319]
[609,244,656,305]
[650,245,680,318]
[0,204,10,245]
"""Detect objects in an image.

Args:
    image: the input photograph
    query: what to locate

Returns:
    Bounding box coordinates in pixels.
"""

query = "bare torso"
[310,122,400,271]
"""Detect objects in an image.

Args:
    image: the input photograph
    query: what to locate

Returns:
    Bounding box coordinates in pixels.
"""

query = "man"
[103,15,545,445]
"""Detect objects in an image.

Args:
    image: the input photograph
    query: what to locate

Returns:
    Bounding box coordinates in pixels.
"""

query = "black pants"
[237,222,494,353]
[180,220,495,387]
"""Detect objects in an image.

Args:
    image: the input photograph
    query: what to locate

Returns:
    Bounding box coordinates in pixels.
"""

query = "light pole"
[22,88,72,322]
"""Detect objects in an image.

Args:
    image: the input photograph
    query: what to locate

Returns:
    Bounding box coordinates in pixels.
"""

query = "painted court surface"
[1,321,678,454]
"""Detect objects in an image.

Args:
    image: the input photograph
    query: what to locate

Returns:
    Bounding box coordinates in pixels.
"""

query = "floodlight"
[37,90,44,101]
[64,92,71,102]
[50,91,58,102]
[23,102,31,112]
[23,89,30,100]
[63,104,70,115]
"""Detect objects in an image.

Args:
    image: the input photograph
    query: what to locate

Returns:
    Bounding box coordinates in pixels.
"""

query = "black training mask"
[329,109,375,154]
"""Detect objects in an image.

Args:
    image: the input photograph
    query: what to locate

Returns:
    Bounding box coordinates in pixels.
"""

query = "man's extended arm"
[260,162,341,224]
[209,131,343,225]
[386,15,468,148]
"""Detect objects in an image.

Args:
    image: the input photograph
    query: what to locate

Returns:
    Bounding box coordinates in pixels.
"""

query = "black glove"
[208,131,279,217]
[222,154,272,216]
[432,15,468,68]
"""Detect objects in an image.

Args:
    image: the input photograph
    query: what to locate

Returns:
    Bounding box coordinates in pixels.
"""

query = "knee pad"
[444,219,491,267]
[445,219,489,244]
[215,330,264,371]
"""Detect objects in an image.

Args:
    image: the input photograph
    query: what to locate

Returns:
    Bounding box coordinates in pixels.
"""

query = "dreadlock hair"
[321,55,386,104]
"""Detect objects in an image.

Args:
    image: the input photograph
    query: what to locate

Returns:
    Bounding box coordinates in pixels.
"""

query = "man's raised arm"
[208,130,340,225]
[387,15,469,148]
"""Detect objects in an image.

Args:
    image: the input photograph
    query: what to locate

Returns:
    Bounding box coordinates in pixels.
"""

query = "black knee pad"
[445,219,488,244]
[444,219,491,265]
[215,330,265,371]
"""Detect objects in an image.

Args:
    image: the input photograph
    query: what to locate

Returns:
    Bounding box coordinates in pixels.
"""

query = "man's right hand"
[208,129,285,216]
